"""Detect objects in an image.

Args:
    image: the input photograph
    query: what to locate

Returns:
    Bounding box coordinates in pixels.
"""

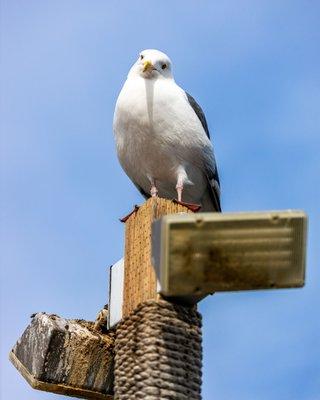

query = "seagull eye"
[161,63,167,70]
[140,55,144,60]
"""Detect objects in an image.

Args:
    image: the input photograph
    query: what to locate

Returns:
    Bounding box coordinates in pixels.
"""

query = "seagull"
[113,49,221,212]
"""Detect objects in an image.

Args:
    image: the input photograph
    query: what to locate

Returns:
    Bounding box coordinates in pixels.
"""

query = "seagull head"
[129,49,173,80]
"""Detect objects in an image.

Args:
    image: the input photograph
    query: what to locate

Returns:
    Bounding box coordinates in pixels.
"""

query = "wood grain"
[122,198,193,318]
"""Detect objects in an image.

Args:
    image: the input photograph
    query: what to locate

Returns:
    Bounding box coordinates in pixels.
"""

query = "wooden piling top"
[122,198,194,318]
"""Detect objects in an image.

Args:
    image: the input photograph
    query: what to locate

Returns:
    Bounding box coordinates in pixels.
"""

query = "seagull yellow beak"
[143,60,154,72]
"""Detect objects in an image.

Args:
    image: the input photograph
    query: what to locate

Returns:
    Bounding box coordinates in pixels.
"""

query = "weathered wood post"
[113,197,203,399]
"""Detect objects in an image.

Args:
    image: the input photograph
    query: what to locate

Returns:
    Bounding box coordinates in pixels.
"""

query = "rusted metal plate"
[9,313,114,399]
[152,210,307,299]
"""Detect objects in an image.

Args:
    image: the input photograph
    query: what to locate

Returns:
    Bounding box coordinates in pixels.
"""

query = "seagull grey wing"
[185,92,210,139]
[204,154,221,212]
[206,172,221,212]
[185,92,221,211]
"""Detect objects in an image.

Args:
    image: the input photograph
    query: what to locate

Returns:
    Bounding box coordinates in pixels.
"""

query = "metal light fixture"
[152,210,307,303]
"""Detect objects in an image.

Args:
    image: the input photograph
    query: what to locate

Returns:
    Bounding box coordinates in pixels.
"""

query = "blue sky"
[1,1,319,399]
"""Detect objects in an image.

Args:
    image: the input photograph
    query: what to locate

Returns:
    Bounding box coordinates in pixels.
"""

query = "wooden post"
[115,198,203,399]
[122,198,193,317]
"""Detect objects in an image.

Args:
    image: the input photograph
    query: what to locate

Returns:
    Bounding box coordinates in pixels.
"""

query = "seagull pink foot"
[173,199,201,212]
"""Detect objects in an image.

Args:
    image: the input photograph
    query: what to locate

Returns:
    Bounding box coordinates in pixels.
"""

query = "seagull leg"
[175,175,184,202]
[150,185,158,197]
[150,179,158,197]
[174,169,201,212]
[176,184,183,202]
